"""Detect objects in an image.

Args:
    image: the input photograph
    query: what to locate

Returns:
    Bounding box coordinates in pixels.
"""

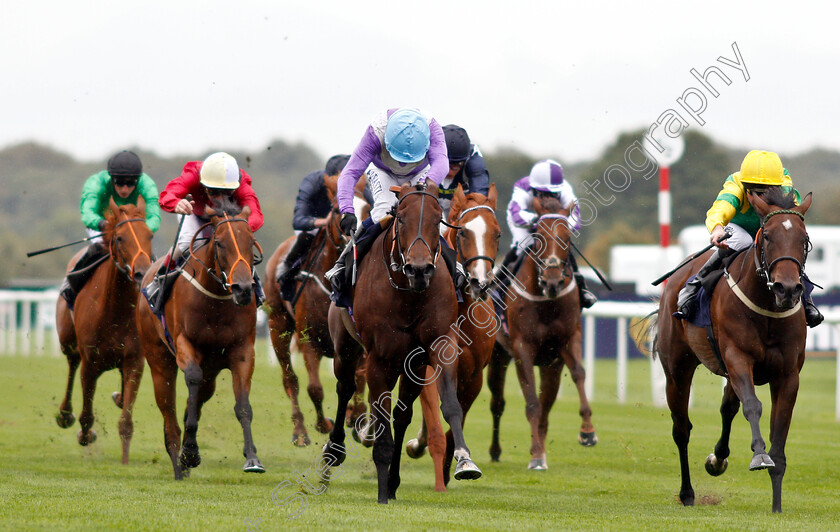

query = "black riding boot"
[802,274,823,328]
[60,242,108,307]
[440,238,467,292]
[276,232,315,283]
[327,220,383,308]
[144,248,185,317]
[675,250,723,320]
[569,253,597,309]
[493,247,519,289]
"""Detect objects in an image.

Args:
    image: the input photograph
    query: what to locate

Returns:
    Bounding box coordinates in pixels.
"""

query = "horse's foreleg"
[512,343,545,470]
[269,317,308,447]
[302,341,332,434]
[179,361,203,471]
[322,318,362,475]
[409,375,446,492]
[346,355,367,429]
[705,380,739,477]
[563,331,597,446]
[535,362,562,468]
[443,364,484,486]
[388,374,423,500]
[366,362,396,504]
[663,355,698,506]
[726,357,773,471]
[149,356,182,479]
[767,372,800,513]
[230,350,264,474]
[487,343,510,462]
[57,345,80,429]
[76,357,100,446]
[118,350,144,464]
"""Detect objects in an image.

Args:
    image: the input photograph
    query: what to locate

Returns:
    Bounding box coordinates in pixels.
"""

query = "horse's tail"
[631,309,659,360]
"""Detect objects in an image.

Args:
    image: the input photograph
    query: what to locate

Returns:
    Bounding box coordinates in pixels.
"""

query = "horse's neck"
[725,247,775,307]
[98,258,135,311]
[190,244,223,289]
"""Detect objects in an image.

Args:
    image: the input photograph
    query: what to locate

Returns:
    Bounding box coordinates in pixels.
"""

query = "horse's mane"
[537,196,564,213]
[209,195,244,217]
[757,187,798,210]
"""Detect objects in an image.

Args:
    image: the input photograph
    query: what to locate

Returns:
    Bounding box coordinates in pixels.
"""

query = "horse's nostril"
[422,264,435,277]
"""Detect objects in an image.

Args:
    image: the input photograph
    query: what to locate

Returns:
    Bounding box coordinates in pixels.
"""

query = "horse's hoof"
[56,410,75,428]
[243,458,265,473]
[705,453,728,476]
[350,427,362,444]
[179,449,201,470]
[316,418,334,434]
[77,429,97,446]
[578,431,598,447]
[454,457,482,480]
[111,391,123,409]
[749,453,775,470]
[405,438,427,459]
[527,458,548,471]
[322,441,347,467]
[292,432,311,447]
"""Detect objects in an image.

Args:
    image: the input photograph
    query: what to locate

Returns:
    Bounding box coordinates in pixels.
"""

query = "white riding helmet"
[529,159,565,194]
[200,152,240,189]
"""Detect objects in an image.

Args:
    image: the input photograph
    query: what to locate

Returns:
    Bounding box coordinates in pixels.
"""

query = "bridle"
[452,204,497,271]
[753,209,809,289]
[533,213,572,283]
[109,212,150,281]
[386,188,441,290]
[190,214,263,292]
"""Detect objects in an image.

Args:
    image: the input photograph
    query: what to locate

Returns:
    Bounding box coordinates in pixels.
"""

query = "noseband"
[191,215,262,292]
[388,189,441,276]
[534,213,572,281]
[111,214,150,280]
[454,204,497,270]
[753,209,808,289]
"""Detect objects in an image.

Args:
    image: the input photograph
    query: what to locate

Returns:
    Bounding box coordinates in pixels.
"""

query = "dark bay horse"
[488,196,597,470]
[406,184,502,489]
[656,190,812,513]
[55,198,153,463]
[323,183,482,504]
[137,198,264,479]
[263,175,370,446]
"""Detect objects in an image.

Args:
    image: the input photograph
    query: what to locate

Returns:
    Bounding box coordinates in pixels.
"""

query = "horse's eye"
[116,236,123,243]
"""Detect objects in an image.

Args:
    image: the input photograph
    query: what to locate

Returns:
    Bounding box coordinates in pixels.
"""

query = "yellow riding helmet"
[199,152,240,189]
[738,150,785,186]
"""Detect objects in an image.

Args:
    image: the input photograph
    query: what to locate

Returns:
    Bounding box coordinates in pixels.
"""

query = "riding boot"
[327,219,383,308]
[569,253,597,309]
[276,232,315,284]
[440,238,468,291]
[61,242,108,306]
[252,269,266,307]
[492,247,519,289]
[801,274,823,327]
[675,250,723,320]
[144,247,185,316]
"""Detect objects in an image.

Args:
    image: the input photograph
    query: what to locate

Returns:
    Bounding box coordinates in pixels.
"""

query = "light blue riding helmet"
[384,108,431,163]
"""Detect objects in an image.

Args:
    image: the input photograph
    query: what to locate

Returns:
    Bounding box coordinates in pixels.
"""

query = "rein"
[189,214,261,295]
[110,214,150,280]
[387,190,441,289]
[454,204,497,269]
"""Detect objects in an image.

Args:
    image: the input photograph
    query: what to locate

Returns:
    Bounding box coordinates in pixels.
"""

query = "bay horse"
[405,184,502,489]
[656,190,812,513]
[487,196,597,471]
[137,197,264,479]
[322,183,482,504]
[55,198,153,463]
[263,175,370,446]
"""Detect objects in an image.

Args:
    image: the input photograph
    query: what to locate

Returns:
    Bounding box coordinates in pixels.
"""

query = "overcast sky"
[3,1,837,166]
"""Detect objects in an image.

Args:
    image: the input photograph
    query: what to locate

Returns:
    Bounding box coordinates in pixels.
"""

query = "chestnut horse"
[322,183,482,504]
[487,196,597,471]
[263,175,370,446]
[55,198,153,463]
[656,190,812,513]
[137,198,264,479]
[406,184,502,489]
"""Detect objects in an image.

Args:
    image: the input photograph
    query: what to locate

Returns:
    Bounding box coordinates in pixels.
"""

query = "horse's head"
[749,190,812,310]
[531,195,573,299]
[392,183,442,291]
[447,184,501,300]
[205,198,262,306]
[103,196,153,287]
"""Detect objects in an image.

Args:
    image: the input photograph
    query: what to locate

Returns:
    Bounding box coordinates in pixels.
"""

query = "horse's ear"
[451,185,467,218]
[354,174,368,196]
[241,205,251,219]
[136,194,146,213]
[390,185,402,198]
[795,192,813,216]
[324,174,339,203]
[205,205,218,217]
[486,183,498,210]
[747,190,771,217]
[109,196,119,215]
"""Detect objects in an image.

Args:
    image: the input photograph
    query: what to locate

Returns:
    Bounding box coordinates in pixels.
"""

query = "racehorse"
[322,183,482,504]
[487,195,597,470]
[405,184,502,488]
[55,198,153,464]
[656,189,812,513]
[263,175,370,446]
[137,197,264,479]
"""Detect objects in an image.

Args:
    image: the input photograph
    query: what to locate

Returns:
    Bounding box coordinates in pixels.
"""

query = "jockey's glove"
[340,213,357,236]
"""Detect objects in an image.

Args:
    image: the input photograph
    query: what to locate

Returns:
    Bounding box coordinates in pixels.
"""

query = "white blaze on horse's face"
[464,215,488,283]
[353,195,366,231]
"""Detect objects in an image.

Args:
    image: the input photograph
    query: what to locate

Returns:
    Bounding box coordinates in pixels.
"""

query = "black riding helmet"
[108,150,143,178]
[443,124,471,162]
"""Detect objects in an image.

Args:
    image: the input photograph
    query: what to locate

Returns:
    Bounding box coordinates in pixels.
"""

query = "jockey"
[675,150,823,327]
[59,150,160,306]
[275,154,374,295]
[438,124,490,225]
[325,107,467,306]
[144,152,265,313]
[495,159,597,309]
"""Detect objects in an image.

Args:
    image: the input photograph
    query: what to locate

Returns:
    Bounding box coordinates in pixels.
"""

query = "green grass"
[0,343,837,531]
